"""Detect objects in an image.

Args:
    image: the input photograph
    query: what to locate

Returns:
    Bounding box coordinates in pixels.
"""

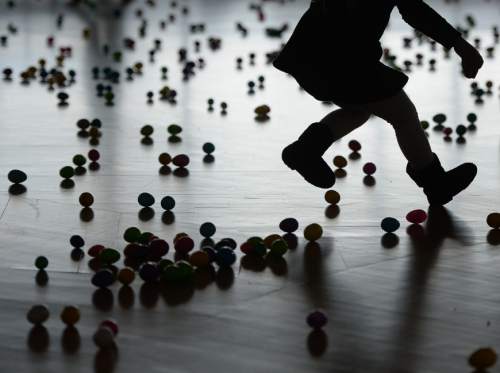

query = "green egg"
[202,142,215,154]
[167,124,182,135]
[59,166,75,179]
[270,239,288,256]
[141,125,154,136]
[72,154,87,166]
[35,256,49,269]
[99,248,121,264]
[123,227,142,243]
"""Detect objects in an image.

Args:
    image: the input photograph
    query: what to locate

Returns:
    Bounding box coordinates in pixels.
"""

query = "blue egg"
[199,222,216,238]
[160,196,175,210]
[139,262,160,283]
[381,217,400,233]
[215,247,236,267]
[201,246,217,262]
[91,269,114,288]
[138,192,155,207]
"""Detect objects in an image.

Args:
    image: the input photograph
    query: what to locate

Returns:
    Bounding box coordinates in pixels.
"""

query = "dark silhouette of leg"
[319,108,371,143]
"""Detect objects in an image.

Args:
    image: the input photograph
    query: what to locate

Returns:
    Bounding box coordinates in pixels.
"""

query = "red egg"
[348,140,361,152]
[363,162,376,175]
[172,154,190,168]
[443,127,453,136]
[88,244,105,258]
[100,319,119,336]
[149,239,169,258]
[240,242,253,255]
[174,236,194,255]
[406,209,428,224]
[88,149,100,161]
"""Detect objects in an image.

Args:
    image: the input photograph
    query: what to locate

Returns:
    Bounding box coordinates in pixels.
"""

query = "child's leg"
[319,108,371,142]
[355,90,434,169]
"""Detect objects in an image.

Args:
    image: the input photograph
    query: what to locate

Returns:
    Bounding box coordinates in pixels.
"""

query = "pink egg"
[406,209,428,224]
[172,154,190,168]
[363,162,376,175]
[100,319,119,336]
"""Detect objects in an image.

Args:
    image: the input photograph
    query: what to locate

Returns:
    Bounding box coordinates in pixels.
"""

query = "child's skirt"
[272,0,409,104]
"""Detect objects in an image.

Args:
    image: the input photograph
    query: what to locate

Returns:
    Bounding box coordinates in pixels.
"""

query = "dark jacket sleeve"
[396,0,462,49]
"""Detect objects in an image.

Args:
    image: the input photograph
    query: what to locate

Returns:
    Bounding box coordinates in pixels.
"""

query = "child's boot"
[281,122,336,188]
[406,153,477,205]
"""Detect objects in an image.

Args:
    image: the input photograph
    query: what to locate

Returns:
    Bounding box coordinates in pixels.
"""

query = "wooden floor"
[1,0,500,372]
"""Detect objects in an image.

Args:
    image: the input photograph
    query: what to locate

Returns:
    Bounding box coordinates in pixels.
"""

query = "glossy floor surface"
[1,0,500,372]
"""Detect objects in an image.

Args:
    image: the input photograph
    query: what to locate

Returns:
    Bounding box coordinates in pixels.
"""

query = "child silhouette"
[273,0,484,205]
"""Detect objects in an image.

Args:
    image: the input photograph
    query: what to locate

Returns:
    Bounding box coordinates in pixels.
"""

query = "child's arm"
[396,0,484,78]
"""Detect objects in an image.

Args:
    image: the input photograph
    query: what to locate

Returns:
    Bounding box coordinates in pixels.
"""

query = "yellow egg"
[487,213,500,229]
[469,347,497,369]
[304,223,323,242]
[324,190,340,205]
[264,234,282,248]
[333,155,347,169]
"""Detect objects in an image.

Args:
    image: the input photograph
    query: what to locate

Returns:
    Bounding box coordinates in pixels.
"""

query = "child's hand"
[453,37,484,78]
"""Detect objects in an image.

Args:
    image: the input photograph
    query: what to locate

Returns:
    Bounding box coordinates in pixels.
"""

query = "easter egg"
[240,242,253,255]
[88,149,100,161]
[174,236,195,255]
[456,125,467,136]
[215,247,236,267]
[117,267,135,285]
[60,305,80,326]
[72,154,87,166]
[324,190,340,205]
[433,113,447,123]
[467,113,477,123]
[189,250,210,267]
[60,166,75,179]
[279,217,299,233]
[138,192,155,207]
[149,238,169,258]
[140,125,154,136]
[215,238,237,250]
[202,142,215,154]
[100,320,119,336]
[8,169,27,184]
[487,213,500,229]
[91,269,115,288]
[88,244,105,257]
[167,124,182,135]
[123,227,141,243]
[348,140,361,152]
[139,262,160,282]
[27,304,50,325]
[176,260,195,281]
[172,154,190,168]
[70,234,84,248]
[270,238,288,256]
[35,256,49,270]
[306,310,328,329]
[79,192,94,207]
[264,234,282,248]
[406,209,427,224]
[159,196,175,211]
[363,162,376,175]
[99,248,121,264]
[420,121,430,130]
[200,222,216,237]
[333,155,347,169]
[304,223,323,242]
[381,217,400,233]
[158,152,172,165]
[469,348,497,370]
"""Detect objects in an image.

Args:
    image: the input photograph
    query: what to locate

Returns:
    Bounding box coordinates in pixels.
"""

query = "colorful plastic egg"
[348,140,361,152]
[270,238,288,256]
[279,217,299,233]
[123,227,141,243]
[117,267,135,285]
[189,250,210,267]
[304,223,323,242]
[138,192,155,207]
[306,310,328,329]
[172,154,190,168]
[324,190,340,205]
[139,262,160,282]
[160,196,175,210]
[363,162,376,175]
[469,348,497,370]
[174,236,195,255]
[27,304,50,325]
[99,248,121,264]
[88,244,105,257]
[60,305,80,326]
[333,155,347,169]
[91,269,115,288]
[70,235,84,248]
[79,192,94,207]
[406,209,427,224]
[215,247,236,267]
[8,169,27,184]
[487,213,500,229]
[35,256,49,270]
[200,222,216,237]
[381,217,400,233]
